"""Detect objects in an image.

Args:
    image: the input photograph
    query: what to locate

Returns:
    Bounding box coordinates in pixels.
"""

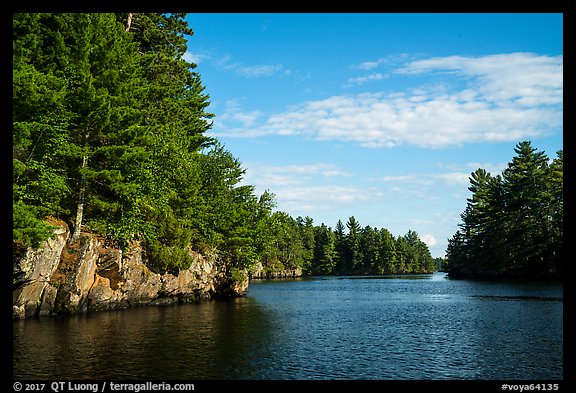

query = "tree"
[13,13,75,247]
[333,220,347,274]
[501,141,553,274]
[378,228,397,274]
[447,141,563,278]
[262,212,305,273]
[13,12,440,282]
[457,168,507,274]
[345,216,362,273]
[297,216,316,273]
[313,224,336,275]
[395,235,408,273]
[359,226,379,274]
[547,150,563,273]
[13,13,217,273]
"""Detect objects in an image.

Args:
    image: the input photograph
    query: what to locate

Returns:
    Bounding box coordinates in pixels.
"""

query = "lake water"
[13,273,563,380]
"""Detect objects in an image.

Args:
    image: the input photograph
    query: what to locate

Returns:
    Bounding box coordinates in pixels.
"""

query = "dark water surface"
[13,273,563,380]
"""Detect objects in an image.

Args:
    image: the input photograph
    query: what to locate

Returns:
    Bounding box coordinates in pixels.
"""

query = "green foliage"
[447,141,563,278]
[13,12,436,281]
[260,212,306,271]
[13,202,56,249]
[313,224,336,275]
[257,214,435,276]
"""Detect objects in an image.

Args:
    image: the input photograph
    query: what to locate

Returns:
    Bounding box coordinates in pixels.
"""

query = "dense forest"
[446,141,563,278]
[13,13,435,280]
[259,214,435,276]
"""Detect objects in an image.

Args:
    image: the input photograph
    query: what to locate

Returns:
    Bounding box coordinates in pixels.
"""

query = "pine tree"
[345,216,362,273]
[297,216,316,272]
[359,226,379,274]
[313,224,336,275]
[502,141,551,273]
[378,228,397,274]
[13,13,75,247]
[333,220,347,274]
[447,141,563,278]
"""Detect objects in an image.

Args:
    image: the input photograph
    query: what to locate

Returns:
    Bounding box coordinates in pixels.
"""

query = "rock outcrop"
[13,222,249,319]
[250,261,303,280]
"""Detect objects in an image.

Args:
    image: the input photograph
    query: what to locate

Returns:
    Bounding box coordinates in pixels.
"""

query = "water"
[13,273,563,380]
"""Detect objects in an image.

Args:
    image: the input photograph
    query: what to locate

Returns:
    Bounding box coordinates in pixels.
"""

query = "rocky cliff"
[13,221,249,319]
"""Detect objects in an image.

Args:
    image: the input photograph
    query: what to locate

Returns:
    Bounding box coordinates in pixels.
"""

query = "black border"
[7,1,573,391]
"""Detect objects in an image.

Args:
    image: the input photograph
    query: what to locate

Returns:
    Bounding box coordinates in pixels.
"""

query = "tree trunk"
[125,13,134,32]
[71,154,88,242]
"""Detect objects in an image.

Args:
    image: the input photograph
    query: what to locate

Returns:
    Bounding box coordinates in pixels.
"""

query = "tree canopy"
[13,12,435,278]
[446,141,563,278]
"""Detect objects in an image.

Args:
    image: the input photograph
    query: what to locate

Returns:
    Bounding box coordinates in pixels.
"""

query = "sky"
[182,13,563,258]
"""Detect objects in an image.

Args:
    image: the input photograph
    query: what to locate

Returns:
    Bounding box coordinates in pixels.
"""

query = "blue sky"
[183,13,563,258]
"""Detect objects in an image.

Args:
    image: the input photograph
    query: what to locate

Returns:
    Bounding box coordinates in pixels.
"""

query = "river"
[13,273,563,380]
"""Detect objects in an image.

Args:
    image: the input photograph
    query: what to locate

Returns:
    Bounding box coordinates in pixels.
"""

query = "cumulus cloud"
[397,53,563,107]
[213,53,562,148]
[420,233,438,247]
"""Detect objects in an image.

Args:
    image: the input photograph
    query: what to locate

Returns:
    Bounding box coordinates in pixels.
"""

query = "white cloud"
[374,171,470,186]
[439,162,508,176]
[358,61,380,70]
[420,233,437,247]
[243,163,352,187]
[346,73,388,86]
[214,55,285,78]
[240,163,367,216]
[183,50,210,65]
[236,64,284,78]
[355,53,413,70]
[264,184,375,216]
[214,100,262,129]
[397,53,563,107]
[433,172,471,186]
[212,53,562,149]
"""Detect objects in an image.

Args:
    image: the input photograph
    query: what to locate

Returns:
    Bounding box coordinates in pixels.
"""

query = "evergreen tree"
[297,216,316,272]
[13,13,144,245]
[313,224,336,275]
[378,228,397,274]
[13,13,73,247]
[265,212,305,273]
[345,216,362,273]
[13,12,439,281]
[501,141,553,274]
[447,141,563,278]
[359,226,379,274]
[547,150,563,273]
[333,219,347,274]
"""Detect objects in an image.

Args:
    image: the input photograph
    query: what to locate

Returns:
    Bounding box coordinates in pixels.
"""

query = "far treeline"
[262,215,435,276]
[13,13,435,280]
[446,141,563,279]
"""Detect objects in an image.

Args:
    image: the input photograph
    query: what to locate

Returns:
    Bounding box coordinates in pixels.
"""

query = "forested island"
[446,141,563,279]
[13,11,435,301]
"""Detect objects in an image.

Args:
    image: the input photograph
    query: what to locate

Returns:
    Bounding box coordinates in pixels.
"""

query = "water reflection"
[13,273,563,380]
[14,298,276,380]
